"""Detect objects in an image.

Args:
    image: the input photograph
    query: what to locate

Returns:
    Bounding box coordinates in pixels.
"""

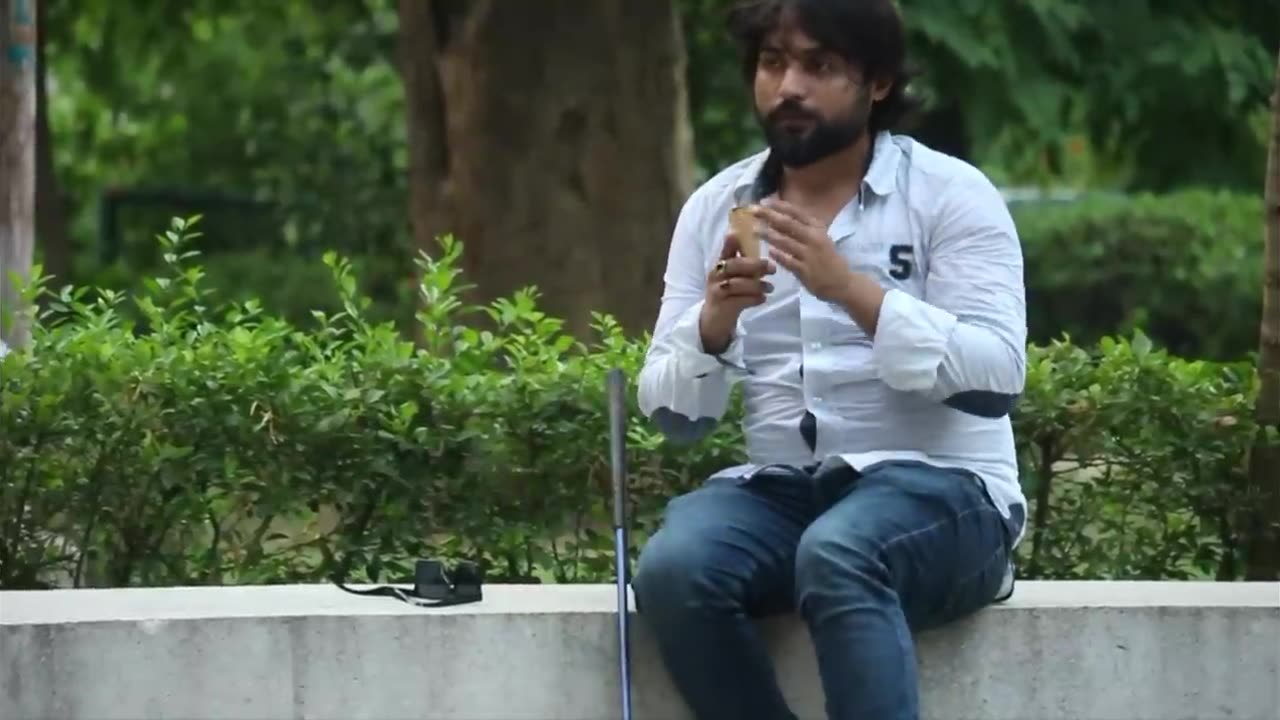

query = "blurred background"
[28,0,1280,354]
[3,0,1279,590]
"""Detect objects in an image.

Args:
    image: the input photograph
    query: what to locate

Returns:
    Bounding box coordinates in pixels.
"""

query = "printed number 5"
[888,244,913,280]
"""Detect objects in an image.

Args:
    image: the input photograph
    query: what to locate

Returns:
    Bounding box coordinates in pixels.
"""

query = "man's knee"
[633,524,727,617]
[793,518,886,614]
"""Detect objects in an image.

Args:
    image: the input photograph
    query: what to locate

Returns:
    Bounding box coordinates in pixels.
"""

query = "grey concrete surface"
[1,581,1277,720]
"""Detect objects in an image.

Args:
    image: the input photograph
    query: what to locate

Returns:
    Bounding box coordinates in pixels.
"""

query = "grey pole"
[606,368,633,720]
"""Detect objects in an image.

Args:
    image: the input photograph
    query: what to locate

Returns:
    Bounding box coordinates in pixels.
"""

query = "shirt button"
[810,341,822,350]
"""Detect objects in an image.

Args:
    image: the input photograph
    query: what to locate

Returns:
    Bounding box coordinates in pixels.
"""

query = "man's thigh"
[634,472,812,617]
[802,460,1011,630]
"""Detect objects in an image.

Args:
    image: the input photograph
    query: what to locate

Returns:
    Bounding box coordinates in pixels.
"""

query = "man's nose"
[777,65,810,101]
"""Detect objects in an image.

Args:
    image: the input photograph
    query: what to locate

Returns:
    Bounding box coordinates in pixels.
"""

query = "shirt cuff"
[872,288,958,391]
[669,299,751,379]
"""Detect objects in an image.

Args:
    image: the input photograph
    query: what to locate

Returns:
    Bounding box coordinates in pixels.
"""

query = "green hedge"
[0,218,1264,589]
[1015,189,1262,361]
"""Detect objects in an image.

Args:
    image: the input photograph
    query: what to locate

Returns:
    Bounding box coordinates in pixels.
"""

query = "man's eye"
[810,59,835,74]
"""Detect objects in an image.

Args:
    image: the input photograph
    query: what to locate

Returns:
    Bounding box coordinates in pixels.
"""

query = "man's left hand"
[754,200,852,302]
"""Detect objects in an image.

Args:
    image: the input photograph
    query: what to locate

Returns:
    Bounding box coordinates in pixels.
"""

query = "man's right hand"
[699,231,776,355]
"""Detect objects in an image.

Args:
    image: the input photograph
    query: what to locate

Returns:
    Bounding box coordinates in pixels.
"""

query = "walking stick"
[606,368,633,720]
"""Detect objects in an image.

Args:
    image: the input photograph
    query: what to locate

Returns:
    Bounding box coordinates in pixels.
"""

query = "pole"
[606,368,633,720]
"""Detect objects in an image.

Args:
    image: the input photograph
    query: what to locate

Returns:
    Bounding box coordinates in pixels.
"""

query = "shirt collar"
[862,131,901,198]
[729,130,902,207]
[731,151,776,206]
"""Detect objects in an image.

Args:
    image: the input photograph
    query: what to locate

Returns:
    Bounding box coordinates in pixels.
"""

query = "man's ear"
[870,75,893,103]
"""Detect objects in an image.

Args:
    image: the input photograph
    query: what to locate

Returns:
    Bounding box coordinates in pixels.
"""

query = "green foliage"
[679,0,762,182]
[903,0,1276,191]
[1015,189,1263,361]
[1016,334,1258,580]
[45,0,407,303]
[0,217,1262,589]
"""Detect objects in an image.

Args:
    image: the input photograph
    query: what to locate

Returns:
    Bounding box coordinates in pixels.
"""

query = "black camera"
[334,557,484,607]
[414,559,483,604]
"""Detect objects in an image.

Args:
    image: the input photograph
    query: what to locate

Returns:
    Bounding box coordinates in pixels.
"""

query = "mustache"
[765,100,819,124]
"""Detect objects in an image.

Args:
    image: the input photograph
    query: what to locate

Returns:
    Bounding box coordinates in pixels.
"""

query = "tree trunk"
[397,0,451,277]
[1246,47,1280,581]
[35,0,70,287]
[0,0,37,352]
[400,0,696,338]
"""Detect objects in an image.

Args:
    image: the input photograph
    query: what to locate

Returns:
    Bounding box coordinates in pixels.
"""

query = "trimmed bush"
[1015,335,1258,579]
[1014,189,1262,361]
[0,217,1262,589]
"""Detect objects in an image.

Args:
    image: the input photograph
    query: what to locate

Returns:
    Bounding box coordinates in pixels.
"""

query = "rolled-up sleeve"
[872,171,1027,418]
[637,190,749,444]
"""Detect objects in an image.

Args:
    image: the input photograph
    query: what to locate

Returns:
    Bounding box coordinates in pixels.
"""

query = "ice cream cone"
[730,206,761,258]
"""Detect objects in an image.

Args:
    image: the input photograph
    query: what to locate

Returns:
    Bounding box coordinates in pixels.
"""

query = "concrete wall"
[2,581,1277,720]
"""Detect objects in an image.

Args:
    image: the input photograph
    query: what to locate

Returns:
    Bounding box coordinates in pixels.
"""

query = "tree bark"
[0,0,37,352]
[400,0,696,337]
[397,0,451,274]
[35,0,70,287]
[1246,47,1280,581]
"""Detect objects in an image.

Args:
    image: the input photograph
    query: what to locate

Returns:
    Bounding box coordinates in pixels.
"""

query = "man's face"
[752,25,879,168]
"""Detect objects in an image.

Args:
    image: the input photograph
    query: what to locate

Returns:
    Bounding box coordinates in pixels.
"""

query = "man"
[632,1,1027,719]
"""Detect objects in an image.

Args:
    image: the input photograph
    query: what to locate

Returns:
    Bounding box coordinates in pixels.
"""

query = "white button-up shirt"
[638,131,1028,544]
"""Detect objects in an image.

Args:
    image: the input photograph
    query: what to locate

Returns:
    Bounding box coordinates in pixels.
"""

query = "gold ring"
[715,260,727,274]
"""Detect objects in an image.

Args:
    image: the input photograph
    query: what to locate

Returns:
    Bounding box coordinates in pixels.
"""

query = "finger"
[720,288,768,310]
[762,225,806,261]
[728,292,769,309]
[715,256,777,279]
[713,277,774,298]
[768,246,801,275]
[755,205,813,242]
[715,277,774,296]
[762,199,820,228]
[720,232,742,260]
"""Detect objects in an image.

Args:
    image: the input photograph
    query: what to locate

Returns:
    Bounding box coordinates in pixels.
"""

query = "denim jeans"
[632,459,1015,720]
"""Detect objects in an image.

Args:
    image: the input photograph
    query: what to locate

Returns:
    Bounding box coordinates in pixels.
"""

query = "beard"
[758,91,871,168]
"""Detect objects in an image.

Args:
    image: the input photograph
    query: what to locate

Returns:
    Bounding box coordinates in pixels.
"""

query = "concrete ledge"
[2,581,1277,720]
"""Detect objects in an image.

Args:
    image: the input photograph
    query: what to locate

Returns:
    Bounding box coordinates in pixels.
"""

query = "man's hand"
[699,231,775,354]
[753,200,853,302]
[755,199,887,334]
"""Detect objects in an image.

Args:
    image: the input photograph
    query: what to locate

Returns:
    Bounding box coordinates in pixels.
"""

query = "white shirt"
[637,131,1028,545]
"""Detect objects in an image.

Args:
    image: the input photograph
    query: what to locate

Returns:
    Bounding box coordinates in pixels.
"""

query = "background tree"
[34,0,69,286]
[1247,47,1280,581]
[1,0,37,351]
[38,0,410,327]
[398,0,697,336]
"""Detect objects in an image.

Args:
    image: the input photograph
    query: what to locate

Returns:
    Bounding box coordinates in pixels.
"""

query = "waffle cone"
[729,206,761,258]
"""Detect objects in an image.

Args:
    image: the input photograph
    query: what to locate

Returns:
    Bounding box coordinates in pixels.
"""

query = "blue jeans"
[632,459,1015,720]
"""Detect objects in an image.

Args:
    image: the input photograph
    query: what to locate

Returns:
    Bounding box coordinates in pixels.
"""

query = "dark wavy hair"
[726,0,922,134]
